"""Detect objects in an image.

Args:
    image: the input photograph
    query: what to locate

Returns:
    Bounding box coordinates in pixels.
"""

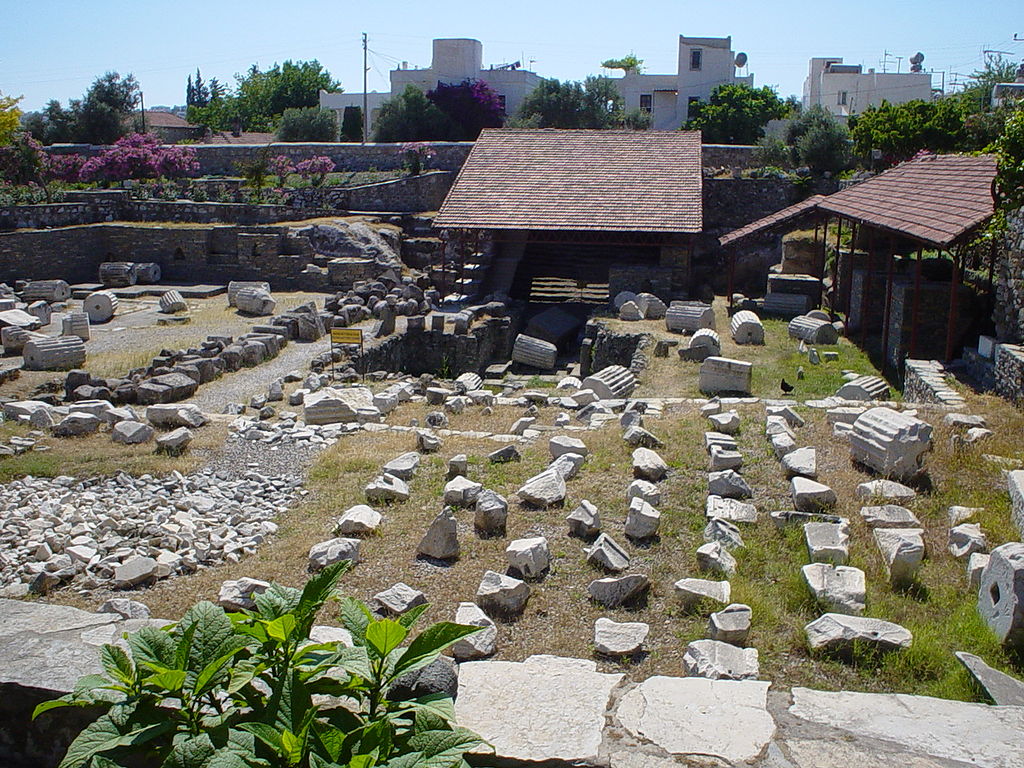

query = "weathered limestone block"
[683,327,721,360]
[978,542,1024,648]
[683,639,759,680]
[582,364,636,399]
[236,287,277,316]
[802,563,866,614]
[636,292,667,320]
[625,497,661,540]
[159,290,187,314]
[22,279,71,302]
[452,602,497,661]
[666,302,715,333]
[730,310,765,345]
[1,325,46,353]
[788,314,839,345]
[476,570,530,616]
[588,574,649,607]
[135,372,198,405]
[594,617,649,655]
[98,262,136,287]
[709,603,752,645]
[512,333,557,370]
[228,281,271,307]
[859,504,921,528]
[308,538,361,570]
[517,468,566,508]
[61,312,90,340]
[792,477,837,512]
[705,495,757,523]
[618,300,642,321]
[0,309,42,330]
[335,505,382,536]
[697,541,737,576]
[83,291,118,324]
[1007,470,1024,538]
[849,406,933,480]
[22,336,86,371]
[587,533,630,572]
[836,375,891,401]
[134,262,162,284]
[805,613,912,652]
[804,520,849,564]
[674,578,731,610]
[506,536,550,579]
[26,301,51,326]
[874,527,926,584]
[699,357,752,395]
[856,478,917,502]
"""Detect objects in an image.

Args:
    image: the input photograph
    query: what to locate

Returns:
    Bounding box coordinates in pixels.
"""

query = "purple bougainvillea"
[78,133,198,183]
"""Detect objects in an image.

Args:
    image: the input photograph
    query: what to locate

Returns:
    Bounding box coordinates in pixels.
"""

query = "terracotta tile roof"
[817,154,996,247]
[141,110,192,128]
[434,129,703,233]
[717,154,997,249]
[719,195,826,247]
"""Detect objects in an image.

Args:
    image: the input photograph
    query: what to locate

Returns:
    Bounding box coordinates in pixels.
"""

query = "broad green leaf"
[88,757,123,768]
[129,625,176,669]
[397,604,429,630]
[99,644,135,685]
[254,583,302,621]
[312,720,347,761]
[264,614,298,643]
[354,720,393,760]
[338,597,372,645]
[73,674,117,695]
[205,749,261,768]
[240,722,283,752]
[392,624,482,678]
[57,711,170,768]
[365,619,408,660]
[268,667,313,735]
[411,706,449,735]
[329,646,373,681]
[348,754,378,768]
[193,644,249,697]
[161,732,216,768]
[379,753,424,768]
[280,728,304,765]
[297,560,352,626]
[32,695,77,719]
[178,601,235,671]
[145,669,187,693]
[173,619,199,671]
[406,727,485,766]
[404,693,455,723]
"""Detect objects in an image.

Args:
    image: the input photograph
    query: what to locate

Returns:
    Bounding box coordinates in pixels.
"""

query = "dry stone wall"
[995,207,1024,343]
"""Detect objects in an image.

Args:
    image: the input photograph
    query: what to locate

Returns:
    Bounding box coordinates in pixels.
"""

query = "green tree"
[849,98,969,161]
[512,76,626,129]
[0,91,21,145]
[786,104,850,172]
[341,106,363,142]
[753,136,791,168]
[277,107,338,141]
[21,72,141,145]
[995,106,1024,210]
[601,53,644,74]
[958,53,1020,110]
[684,84,787,144]
[373,86,457,142]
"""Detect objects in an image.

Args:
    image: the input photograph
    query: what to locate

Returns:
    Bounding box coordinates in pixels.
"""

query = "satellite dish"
[910,52,925,66]
[735,52,748,68]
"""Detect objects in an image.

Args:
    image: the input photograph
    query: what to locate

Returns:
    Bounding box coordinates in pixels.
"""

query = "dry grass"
[47,386,1024,699]
[0,418,228,483]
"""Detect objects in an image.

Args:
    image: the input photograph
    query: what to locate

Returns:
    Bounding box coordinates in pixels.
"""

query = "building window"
[690,49,702,71]
[838,91,848,106]
[639,94,652,113]
[496,94,507,114]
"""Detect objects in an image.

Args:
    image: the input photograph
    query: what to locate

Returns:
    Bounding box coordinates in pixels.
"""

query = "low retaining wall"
[902,359,965,407]
[589,323,652,376]
[995,342,1024,403]
[291,171,453,213]
[349,317,513,377]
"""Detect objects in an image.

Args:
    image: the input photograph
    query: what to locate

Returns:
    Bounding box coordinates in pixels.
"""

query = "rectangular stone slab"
[455,655,621,765]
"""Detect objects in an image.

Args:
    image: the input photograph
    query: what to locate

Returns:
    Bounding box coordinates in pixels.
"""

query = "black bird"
[780,378,794,394]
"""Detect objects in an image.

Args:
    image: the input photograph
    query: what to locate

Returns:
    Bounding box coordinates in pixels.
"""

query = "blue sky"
[3,0,1021,112]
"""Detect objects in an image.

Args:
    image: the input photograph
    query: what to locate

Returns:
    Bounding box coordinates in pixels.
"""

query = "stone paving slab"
[788,687,1024,768]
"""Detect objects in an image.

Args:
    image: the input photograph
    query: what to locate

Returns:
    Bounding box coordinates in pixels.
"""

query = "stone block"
[978,542,1024,648]
[512,333,557,370]
[22,336,86,371]
[83,291,118,324]
[699,356,752,395]
[849,406,933,481]
[729,310,765,345]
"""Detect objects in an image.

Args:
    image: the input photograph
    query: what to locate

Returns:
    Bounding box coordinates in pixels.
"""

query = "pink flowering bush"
[294,155,334,186]
[45,153,86,183]
[268,154,295,186]
[78,133,198,183]
[400,141,437,175]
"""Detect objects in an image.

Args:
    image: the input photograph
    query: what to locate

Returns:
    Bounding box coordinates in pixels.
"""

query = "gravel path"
[191,339,322,413]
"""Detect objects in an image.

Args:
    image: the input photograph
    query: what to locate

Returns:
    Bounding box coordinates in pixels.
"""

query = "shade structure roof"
[719,154,997,249]
[434,128,703,234]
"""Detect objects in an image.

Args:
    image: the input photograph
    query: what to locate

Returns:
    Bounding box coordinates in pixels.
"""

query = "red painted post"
[945,250,960,362]
[909,247,923,359]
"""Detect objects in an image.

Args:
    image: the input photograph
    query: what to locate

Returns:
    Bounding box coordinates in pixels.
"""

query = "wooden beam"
[909,247,923,358]
[945,249,961,362]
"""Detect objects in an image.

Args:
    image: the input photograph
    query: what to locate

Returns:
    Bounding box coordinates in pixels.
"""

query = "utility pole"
[362,32,369,145]
[139,91,146,133]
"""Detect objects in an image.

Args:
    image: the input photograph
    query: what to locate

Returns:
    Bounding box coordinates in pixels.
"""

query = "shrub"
[268,154,295,187]
[786,105,850,173]
[277,106,338,142]
[341,106,363,142]
[45,152,86,182]
[0,131,46,186]
[374,86,457,143]
[34,561,485,768]
[753,136,791,168]
[401,142,437,176]
[295,155,335,186]
[78,133,198,183]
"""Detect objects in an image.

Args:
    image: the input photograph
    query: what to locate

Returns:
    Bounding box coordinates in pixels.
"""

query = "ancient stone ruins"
[0,132,1023,767]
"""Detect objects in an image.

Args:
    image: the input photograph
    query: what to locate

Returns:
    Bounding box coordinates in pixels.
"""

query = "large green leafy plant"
[34,562,485,768]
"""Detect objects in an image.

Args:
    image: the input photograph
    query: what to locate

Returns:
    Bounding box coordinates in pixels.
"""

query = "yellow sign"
[330,328,363,345]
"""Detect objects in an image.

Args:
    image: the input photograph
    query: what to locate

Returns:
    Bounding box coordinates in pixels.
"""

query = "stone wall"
[46,141,475,176]
[701,144,757,169]
[902,359,965,407]
[290,171,453,213]
[352,317,513,376]
[884,278,975,369]
[995,207,1024,343]
[995,342,1024,403]
[0,200,334,231]
[589,323,652,375]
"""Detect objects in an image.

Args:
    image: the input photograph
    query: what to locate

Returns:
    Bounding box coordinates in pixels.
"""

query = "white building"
[802,57,932,118]
[614,36,754,130]
[320,38,541,136]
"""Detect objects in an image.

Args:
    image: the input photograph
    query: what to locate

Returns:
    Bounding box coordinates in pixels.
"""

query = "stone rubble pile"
[0,469,301,595]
